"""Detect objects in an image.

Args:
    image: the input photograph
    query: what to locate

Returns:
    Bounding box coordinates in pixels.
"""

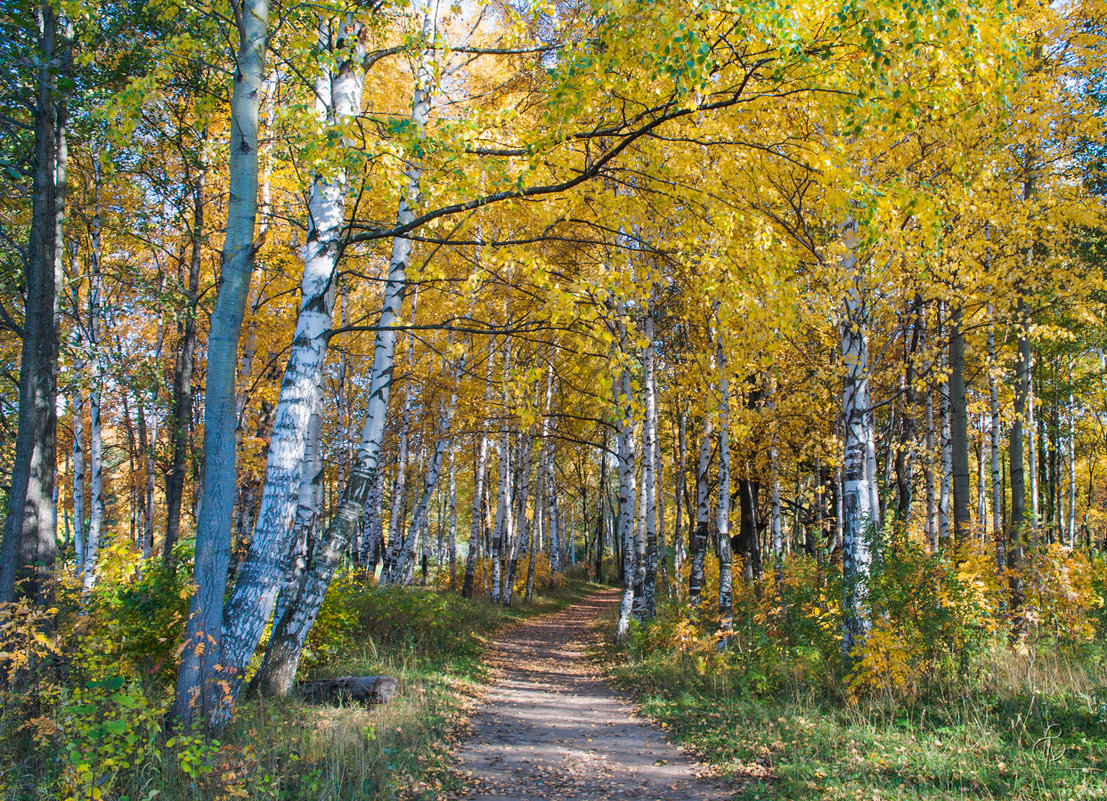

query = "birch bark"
[840,220,877,658]
[541,357,561,572]
[688,420,712,607]
[217,22,366,710]
[642,301,659,619]
[386,359,464,586]
[615,364,638,639]
[988,308,1004,566]
[247,0,439,700]
[82,164,105,593]
[463,343,497,597]
[716,348,733,640]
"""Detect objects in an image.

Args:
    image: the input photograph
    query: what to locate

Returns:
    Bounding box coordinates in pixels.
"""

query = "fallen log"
[297,675,398,705]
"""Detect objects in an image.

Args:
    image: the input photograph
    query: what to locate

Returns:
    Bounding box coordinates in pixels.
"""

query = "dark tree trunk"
[949,304,972,541]
[1009,298,1031,610]
[895,295,923,525]
[736,478,762,582]
[1,3,60,607]
[164,171,203,566]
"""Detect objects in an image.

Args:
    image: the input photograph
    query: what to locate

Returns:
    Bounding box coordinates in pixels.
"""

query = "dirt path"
[447,589,731,800]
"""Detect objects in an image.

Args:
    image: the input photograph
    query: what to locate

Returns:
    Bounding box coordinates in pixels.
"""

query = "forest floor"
[443,588,732,800]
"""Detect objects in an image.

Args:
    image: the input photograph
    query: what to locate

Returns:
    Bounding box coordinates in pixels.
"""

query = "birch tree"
[840,220,877,658]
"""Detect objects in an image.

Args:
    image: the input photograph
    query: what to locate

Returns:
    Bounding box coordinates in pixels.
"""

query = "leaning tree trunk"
[248,26,434,693]
[0,2,60,607]
[213,25,367,718]
[245,0,438,696]
[272,382,324,626]
[840,220,877,659]
[171,0,270,729]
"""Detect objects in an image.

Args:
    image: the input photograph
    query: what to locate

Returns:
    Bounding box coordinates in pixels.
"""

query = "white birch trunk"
[716,344,733,638]
[218,1,438,709]
[988,309,1004,567]
[273,381,324,625]
[447,446,457,587]
[384,381,413,574]
[1029,365,1039,534]
[387,359,464,585]
[615,365,638,639]
[1068,381,1076,547]
[217,23,365,703]
[83,166,104,594]
[541,357,561,572]
[689,419,712,606]
[938,306,952,543]
[768,380,783,567]
[71,384,85,571]
[505,433,533,605]
[925,380,937,551]
[977,415,988,536]
[673,406,687,596]
[490,341,512,603]
[840,220,876,658]
[642,301,659,619]
[633,413,648,620]
[463,343,496,597]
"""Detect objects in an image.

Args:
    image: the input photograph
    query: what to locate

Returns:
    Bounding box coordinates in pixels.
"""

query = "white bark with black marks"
[840,220,877,659]
[215,20,366,716]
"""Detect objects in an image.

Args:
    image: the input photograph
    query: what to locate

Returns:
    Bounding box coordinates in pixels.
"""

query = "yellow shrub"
[847,618,923,700]
[1022,543,1103,644]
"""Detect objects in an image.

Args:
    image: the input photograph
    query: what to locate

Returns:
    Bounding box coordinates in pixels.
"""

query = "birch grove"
[0,0,1105,761]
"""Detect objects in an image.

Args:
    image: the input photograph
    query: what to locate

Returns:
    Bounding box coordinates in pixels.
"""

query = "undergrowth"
[1,545,592,801]
[602,542,1107,800]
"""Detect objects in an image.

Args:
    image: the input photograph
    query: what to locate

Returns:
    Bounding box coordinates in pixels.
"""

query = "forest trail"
[447,589,731,800]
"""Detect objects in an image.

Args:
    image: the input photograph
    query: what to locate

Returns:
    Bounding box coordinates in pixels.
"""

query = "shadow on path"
[446,589,731,800]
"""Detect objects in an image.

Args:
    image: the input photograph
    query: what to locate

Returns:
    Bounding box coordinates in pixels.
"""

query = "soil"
[446,588,732,800]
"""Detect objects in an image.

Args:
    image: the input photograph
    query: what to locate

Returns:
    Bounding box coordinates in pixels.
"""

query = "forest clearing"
[2,0,1107,798]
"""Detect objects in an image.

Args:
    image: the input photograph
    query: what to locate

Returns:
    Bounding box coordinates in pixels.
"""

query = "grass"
[1,575,598,801]
[599,607,1107,801]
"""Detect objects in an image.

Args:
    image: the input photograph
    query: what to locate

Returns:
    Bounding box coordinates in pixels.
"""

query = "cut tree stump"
[297,675,398,705]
